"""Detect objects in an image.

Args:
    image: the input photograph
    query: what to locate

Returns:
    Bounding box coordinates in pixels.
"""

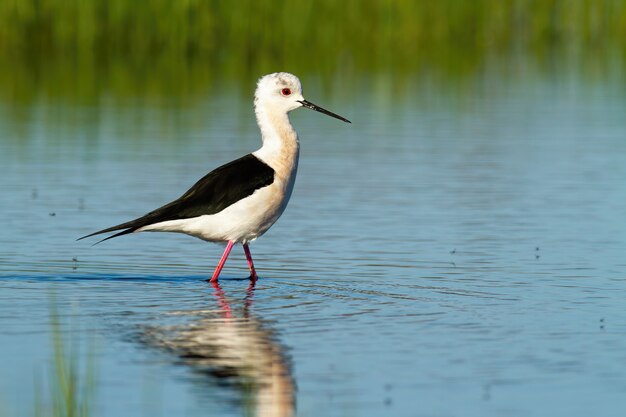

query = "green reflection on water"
[0,0,624,105]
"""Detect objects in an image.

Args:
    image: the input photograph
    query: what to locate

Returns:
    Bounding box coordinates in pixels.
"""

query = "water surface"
[1,72,626,416]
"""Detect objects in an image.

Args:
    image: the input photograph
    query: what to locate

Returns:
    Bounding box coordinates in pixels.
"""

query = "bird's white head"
[255,72,305,113]
[255,72,351,123]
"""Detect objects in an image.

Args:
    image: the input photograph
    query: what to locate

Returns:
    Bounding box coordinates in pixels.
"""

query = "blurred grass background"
[0,0,624,103]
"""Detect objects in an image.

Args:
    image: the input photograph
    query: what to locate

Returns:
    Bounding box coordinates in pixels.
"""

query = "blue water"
[1,73,626,416]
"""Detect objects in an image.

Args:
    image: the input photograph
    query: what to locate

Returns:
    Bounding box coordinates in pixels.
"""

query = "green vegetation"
[34,305,97,417]
[0,0,624,103]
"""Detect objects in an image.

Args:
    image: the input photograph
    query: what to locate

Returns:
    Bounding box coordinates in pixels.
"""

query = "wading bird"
[79,72,350,282]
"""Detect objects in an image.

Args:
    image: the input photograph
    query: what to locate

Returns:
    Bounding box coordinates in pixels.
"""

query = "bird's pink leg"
[243,243,258,281]
[209,240,235,283]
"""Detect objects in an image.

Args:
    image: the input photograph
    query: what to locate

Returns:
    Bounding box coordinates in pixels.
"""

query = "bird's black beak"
[298,100,351,123]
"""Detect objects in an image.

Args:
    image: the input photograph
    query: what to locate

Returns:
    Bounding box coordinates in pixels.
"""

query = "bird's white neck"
[253,105,300,181]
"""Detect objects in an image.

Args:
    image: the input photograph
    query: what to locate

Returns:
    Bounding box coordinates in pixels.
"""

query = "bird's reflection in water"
[145,280,295,417]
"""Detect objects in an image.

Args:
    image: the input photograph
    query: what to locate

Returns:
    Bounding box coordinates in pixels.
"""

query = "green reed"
[0,0,624,103]
[32,304,97,417]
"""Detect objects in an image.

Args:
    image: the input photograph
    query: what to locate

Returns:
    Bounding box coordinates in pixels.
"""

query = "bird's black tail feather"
[92,228,138,245]
[77,218,146,245]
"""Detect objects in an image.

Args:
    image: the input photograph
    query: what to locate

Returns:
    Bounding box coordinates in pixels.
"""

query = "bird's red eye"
[281,88,292,96]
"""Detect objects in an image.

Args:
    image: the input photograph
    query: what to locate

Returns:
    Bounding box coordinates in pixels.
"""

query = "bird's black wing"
[78,153,275,243]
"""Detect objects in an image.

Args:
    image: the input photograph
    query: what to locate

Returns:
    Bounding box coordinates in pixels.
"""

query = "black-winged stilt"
[79,72,350,282]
